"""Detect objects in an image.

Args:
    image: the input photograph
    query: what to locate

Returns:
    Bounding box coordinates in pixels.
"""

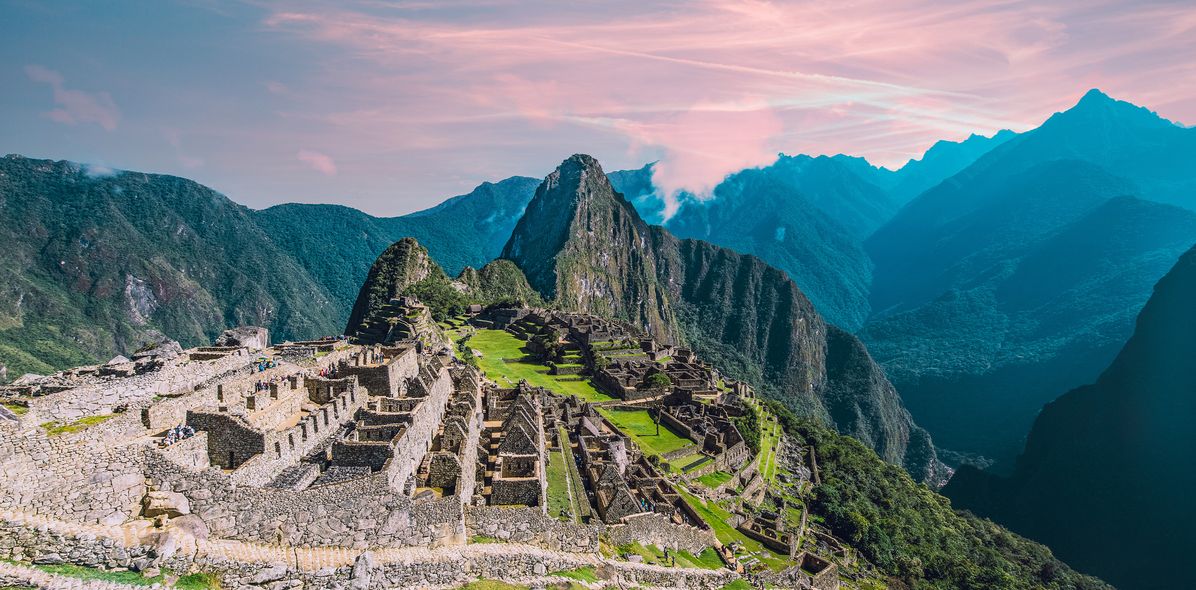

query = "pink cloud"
[25,65,120,131]
[613,98,783,217]
[248,0,1196,212]
[297,149,338,176]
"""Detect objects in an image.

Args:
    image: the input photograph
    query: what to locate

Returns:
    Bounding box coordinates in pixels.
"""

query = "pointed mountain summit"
[504,154,941,481]
[502,154,677,343]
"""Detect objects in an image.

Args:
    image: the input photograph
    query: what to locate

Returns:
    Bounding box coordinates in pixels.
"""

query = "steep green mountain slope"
[345,237,540,337]
[254,175,540,319]
[503,154,940,480]
[778,408,1109,590]
[944,244,1196,590]
[0,155,341,376]
[864,91,1196,465]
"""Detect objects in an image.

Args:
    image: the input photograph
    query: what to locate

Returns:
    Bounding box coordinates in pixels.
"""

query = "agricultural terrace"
[596,408,694,456]
[466,329,615,402]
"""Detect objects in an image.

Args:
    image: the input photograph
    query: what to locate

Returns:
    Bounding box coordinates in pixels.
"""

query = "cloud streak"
[24,65,120,131]
[297,149,338,176]
[5,0,1194,215]
[256,0,1196,202]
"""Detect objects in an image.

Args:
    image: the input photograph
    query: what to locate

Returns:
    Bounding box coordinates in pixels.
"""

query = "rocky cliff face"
[505,154,939,480]
[944,244,1196,590]
[502,155,677,343]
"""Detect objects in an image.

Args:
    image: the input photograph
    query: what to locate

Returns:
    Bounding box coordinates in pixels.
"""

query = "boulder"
[215,326,269,350]
[142,491,191,518]
[14,373,44,385]
[132,337,183,362]
[167,514,210,540]
[350,551,375,590]
[106,355,132,366]
[249,562,289,584]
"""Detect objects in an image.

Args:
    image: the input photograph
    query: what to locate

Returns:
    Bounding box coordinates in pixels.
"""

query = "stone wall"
[465,506,601,553]
[0,515,738,590]
[0,425,147,525]
[606,513,716,554]
[339,347,418,397]
[160,431,210,469]
[384,367,453,489]
[146,451,464,549]
[27,349,252,424]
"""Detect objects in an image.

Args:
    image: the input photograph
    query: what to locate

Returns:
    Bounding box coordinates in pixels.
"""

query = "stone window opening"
[288,433,295,450]
[275,442,281,458]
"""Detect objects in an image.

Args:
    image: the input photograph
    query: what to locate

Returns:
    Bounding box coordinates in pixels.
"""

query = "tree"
[646,371,672,392]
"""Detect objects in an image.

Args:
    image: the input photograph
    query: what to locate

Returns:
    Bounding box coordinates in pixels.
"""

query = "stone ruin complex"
[0,304,850,590]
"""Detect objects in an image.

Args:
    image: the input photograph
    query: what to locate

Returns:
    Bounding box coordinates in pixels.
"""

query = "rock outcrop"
[214,326,269,350]
[502,155,677,343]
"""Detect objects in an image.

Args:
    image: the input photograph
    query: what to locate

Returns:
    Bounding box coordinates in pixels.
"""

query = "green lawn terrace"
[465,328,615,403]
[595,407,694,456]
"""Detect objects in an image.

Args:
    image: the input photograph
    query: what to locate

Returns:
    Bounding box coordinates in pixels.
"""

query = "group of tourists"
[160,424,195,447]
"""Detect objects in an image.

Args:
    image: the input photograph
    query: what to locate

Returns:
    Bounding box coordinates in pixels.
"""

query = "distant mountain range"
[944,242,1196,590]
[4,88,1193,474]
[864,90,1196,465]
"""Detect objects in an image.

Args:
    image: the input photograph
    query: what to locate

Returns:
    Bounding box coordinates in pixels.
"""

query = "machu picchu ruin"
[1,286,867,590]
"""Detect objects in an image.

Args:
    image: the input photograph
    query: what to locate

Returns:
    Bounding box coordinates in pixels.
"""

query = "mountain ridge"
[502,154,940,480]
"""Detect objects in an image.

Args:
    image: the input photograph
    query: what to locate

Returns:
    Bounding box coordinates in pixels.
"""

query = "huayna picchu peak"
[503,155,941,483]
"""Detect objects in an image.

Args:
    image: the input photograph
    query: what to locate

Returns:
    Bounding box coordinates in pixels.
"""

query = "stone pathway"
[0,561,151,590]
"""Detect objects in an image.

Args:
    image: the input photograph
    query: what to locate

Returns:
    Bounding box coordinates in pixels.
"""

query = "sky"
[1,0,1194,216]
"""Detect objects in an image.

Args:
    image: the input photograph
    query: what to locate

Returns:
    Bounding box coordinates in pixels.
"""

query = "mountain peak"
[1049,88,1176,129]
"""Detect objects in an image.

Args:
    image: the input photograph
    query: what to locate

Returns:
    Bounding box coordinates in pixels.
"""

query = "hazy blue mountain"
[662,162,878,330]
[944,244,1196,590]
[607,138,1011,331]
[886,130,1017,205]
[864,90,1196,465]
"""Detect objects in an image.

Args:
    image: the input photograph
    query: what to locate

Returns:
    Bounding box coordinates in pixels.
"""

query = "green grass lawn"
[469,329,614,402]
[557,426,592,520]
[696,470,734,488]
[548,566,598,583]
[40,414,114,436]
[675,547,726,570]
[746,400,782,484]
[678,454,712,473]
[545,448,574,521]
[1,560,220,589]
[2,402,28,416]
[597,408,694,456]
[672,487,789,570]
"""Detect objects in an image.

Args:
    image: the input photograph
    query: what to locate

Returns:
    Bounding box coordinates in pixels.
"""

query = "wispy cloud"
[256,0,1196,202]
[24,65,121,131]
[297,149,338,176]
[6,0,1193,215]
